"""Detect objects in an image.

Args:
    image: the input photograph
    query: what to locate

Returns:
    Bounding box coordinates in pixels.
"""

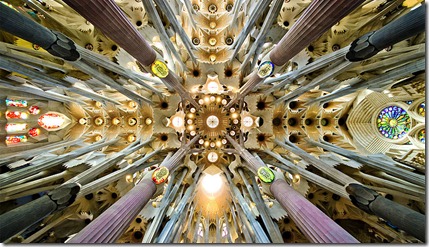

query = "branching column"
[347,184,425,242]
[346,4,425,61]
[271,179,359,243]
[225,135,263,173]
[0,183,80,242]
[67,177,156,243]
[162,135,200,171]
[307,139,425,187]
[67,136,199,243]
[226,136,358,243]
[62,0,199,107]
[227,0,365,108]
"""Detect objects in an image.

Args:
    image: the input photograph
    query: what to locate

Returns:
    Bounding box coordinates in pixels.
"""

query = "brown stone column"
[62,0,156,66]
[270,0,365,66]
[68,177,156,243]
[63,0,199,107]
[271,179,359,243]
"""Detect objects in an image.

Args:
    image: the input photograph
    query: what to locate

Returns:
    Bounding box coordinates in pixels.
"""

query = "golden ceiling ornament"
[202,73,223,94]
[166,111,186,132]
[240,111,259,133]
[145,117,152,125]
[127,117,137,126]
[78,117,88,125]
[94,134,102,142]
[194,48,234,64]
[112,117,121,126]
[128,101,137,109]
[194,103,229,139]
[94,116,104,126]
[127,134,137,143]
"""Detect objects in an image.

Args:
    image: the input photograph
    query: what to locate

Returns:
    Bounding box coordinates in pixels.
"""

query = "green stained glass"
[418,102,425,117]
[377,106,411,139]
[418,129,425,143]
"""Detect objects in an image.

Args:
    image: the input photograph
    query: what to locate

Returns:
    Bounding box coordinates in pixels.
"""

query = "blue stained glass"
[377,106,411,140]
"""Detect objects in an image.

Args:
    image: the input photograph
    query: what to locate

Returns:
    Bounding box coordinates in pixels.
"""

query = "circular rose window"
[377,106,411,139]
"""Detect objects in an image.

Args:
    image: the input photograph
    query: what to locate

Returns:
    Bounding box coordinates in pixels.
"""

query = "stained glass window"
[5,98,27,107]
[5,110,29,119]
[417,102,425,117]
[5,135,27,145]
[418,129,425,143]
[5,123,28,133]
[377,106,411,139]
[28,106,41,115]
[28,128,41,137]
[38,113,65,130]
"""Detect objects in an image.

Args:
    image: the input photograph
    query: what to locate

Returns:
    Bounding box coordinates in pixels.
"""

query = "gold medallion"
[257,61,275,78]
[151,60,169,78]
[257,166,275,183]
[152,166,169,184]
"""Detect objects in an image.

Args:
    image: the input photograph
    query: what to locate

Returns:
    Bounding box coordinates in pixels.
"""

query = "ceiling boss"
[167,74,259,164]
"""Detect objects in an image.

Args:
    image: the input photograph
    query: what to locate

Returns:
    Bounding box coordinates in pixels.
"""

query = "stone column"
[0,139,82,165]
[68,177,156,243]
[0,57,119,104]
[269,0,365,66]
[63,0,199,107]
[225,135,264,173]
[347,183,425,242]
[346,4,425,61]
[0,183,80,242]
[0,3,79,61]
[271,179,359,243]
[162,135,200,171]
[229,0,365,106]
[62,0,155,66]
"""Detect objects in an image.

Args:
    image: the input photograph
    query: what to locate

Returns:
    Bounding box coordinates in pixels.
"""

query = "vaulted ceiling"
[0,0,425,243]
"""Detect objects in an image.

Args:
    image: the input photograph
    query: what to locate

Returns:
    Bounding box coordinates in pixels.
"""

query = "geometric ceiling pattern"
[0,0,425,243]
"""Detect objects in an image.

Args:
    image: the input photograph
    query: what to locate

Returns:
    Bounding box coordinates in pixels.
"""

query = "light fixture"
[145,118,153,125]
[171,116,184,128]
[206,115,219,128]
[242,116,254,127]
[207,152,218,162]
